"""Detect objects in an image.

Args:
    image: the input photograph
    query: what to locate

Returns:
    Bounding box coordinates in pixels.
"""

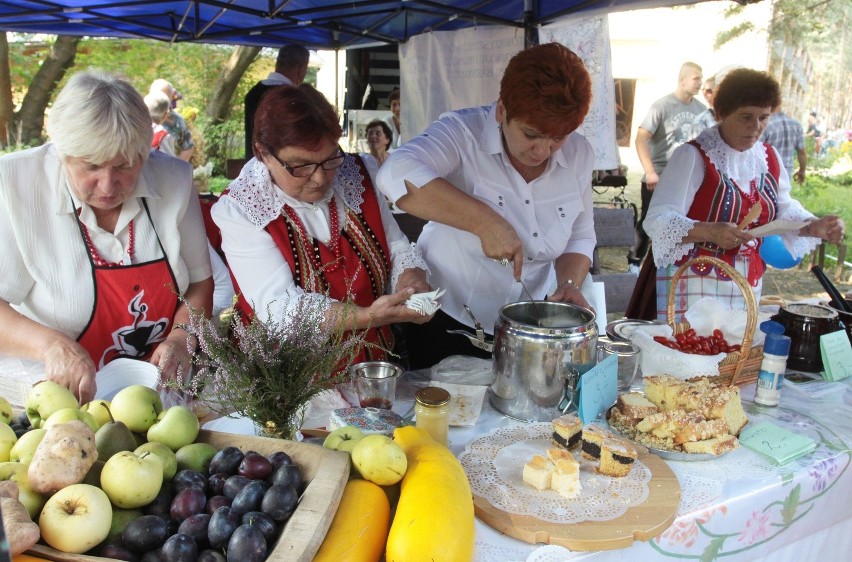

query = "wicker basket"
[666,256,763,387]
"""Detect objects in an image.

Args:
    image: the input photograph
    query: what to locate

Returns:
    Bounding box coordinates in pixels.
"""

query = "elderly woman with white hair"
[0,70,213,403]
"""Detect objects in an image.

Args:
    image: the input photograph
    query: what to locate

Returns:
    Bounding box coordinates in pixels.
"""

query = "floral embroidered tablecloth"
[441,378,852,562]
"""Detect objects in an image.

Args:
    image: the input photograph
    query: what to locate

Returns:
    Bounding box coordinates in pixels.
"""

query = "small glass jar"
[415,387,451,446]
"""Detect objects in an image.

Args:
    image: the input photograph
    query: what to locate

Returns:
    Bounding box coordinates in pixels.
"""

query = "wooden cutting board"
[473,451,680,551]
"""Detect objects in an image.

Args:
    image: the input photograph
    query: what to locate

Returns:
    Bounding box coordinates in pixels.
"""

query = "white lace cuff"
[647,211,697,267]
[390,243,430,291]
[777,208,819,258]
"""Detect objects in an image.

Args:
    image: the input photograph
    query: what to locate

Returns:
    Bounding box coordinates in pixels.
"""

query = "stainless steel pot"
[487,301,598,422]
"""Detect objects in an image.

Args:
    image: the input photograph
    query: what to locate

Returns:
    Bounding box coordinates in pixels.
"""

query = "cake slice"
[551,414,583,450]
[550,457,582,498]
[700,386,748,436]
[682,434,739,455]
[674,418,729,444]
[643,375,686,411]
[581,424,612,460]
[598,436,638,477]
[522,455,554,491]
[616,392,658,420]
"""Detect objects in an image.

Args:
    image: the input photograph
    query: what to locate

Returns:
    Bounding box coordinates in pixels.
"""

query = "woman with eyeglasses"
[212,85,432,365]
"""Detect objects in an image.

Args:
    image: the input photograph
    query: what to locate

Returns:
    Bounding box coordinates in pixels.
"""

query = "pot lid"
[780,303,838,319]
[605,319,660,342]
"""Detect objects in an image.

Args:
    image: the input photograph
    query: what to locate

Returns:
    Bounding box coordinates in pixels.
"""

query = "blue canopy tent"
[0,1,742,50]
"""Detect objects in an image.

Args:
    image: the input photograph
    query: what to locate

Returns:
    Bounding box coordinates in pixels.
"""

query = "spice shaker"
[754,321,791,407]
[415,387,451,446]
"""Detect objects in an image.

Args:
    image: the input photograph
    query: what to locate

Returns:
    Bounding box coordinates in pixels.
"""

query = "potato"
[1,496,40,554]
[0,480,18,499]
[27,420,98,495]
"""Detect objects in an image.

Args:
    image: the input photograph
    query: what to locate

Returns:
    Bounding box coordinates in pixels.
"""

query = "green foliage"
[792,168,852,228]
[714,22,754,50]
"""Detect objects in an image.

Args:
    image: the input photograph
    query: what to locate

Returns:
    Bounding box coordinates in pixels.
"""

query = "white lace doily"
[459,423,652,524]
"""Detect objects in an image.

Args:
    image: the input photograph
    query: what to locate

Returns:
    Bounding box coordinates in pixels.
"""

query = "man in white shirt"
[244,44,310,158]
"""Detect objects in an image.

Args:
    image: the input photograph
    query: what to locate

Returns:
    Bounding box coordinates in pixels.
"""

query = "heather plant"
[182,297,370,439]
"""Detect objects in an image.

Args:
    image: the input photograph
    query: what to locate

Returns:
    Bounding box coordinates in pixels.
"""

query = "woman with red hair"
[212,85,432,366]
[377,42,596,369]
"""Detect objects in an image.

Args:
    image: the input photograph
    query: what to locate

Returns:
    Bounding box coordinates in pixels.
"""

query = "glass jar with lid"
[415,387,451,446]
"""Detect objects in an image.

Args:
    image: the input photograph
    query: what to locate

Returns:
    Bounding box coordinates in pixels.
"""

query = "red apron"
[75,201,179,369]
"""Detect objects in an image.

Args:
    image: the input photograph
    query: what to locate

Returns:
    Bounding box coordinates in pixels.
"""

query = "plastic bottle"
[754,326,792,407]
[415,387,451,446]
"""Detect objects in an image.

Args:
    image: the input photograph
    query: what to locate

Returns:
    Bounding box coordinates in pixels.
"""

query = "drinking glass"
[350,361,402,410]
[598,341,641,392]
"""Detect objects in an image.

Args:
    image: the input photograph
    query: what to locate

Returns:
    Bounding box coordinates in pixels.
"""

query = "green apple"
[175,442,218,473]
[106,507,144,544]
[100,450,163,508]
[351,434,408,486]
[323,425,365,453]
[80,399,112,429]
[0,396,12,425]
[109,385,163,433]
[39,483,113,553]
[44,407,99,432]
[9,427,46,463]
[146,405,200,451]
[135,441,178,480]
[0,461,45,518]
[25,380,79,428]
[0,423,17,462]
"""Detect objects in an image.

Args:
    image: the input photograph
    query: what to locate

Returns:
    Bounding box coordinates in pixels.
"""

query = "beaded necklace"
[282,196,343,273]
[77,209,135,267]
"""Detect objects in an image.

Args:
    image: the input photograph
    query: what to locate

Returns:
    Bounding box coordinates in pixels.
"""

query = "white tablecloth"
[393,372,852,561]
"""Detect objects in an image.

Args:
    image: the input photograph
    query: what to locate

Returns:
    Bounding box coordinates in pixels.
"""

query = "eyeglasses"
[266,146,346,178]
[704,88,714,94]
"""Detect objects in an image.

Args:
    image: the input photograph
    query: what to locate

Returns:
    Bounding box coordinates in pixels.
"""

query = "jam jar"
[414,387,451,446]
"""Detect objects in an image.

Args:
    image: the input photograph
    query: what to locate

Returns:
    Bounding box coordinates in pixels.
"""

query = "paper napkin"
[739,421,817,465]
[405,288,445,316]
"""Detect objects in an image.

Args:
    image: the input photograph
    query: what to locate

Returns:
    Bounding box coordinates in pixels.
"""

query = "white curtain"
[398,17,618,170]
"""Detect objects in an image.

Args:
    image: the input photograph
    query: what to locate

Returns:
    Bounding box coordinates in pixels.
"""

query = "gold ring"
[499,258,510,267]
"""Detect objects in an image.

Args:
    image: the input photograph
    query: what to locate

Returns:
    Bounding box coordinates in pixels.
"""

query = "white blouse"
[376,103,596,332]
[644,126,820,268]
[0,144,213,338]
[211,156,427,326]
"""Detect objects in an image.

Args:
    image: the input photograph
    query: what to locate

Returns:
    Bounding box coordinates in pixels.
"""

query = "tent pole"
[523,0,538,48]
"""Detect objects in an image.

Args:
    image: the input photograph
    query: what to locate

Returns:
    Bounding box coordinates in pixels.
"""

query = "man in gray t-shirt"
[628,62,706,271]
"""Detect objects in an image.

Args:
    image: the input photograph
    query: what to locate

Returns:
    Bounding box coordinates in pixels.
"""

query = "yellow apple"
[351,434,408,486]
[147,405,200,451]
[39,484,112,553]
[9,428,46,463]
[0,396,12,425]
[109,385,163,432]
[135,441,178,480]
[323,425,365,453]
[80,399,112,429]
[0,461,45,518]
[25,380,79,428]
[101,450,163,508]
[44,407,99,432]
[0,423,17,462]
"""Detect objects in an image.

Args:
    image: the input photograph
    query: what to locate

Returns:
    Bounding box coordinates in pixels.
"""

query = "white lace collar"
[227,155,367,229]
[694,126,768,188]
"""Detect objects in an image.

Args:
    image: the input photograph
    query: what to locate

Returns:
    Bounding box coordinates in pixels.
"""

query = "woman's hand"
[395,268,432,294]
[548,283,593,312]
[475,216,524,278]
[150,330,194,385]
[802,216,845,245]
[703,222,754,250]
[366,288,435,326]
[42,339,96,404]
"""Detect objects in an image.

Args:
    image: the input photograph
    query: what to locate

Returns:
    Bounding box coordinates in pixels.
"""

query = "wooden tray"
[473,450,680,551]
[25,429,350,562]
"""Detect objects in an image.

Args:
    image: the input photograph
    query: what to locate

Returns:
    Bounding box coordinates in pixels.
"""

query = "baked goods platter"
[606,374,749,462]
[459,415,681,551]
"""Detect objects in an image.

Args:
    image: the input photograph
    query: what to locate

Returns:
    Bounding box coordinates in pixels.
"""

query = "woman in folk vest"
[0,70,213,403]
[642,68,844,321]
[212,84,432,366]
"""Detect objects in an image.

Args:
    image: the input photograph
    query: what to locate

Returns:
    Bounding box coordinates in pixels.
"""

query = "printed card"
[577,353,618,424]
[739,421,817,465]
[820,330,852,382]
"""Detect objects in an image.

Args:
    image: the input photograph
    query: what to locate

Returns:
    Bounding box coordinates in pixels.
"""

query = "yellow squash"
[386,426,474,562]
[313,478,391,562]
